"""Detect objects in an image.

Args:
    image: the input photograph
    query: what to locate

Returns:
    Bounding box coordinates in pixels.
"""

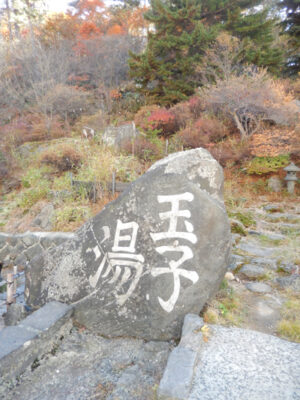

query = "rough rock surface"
[1,328,171,400]
[0,232,75,268]
[240,264,266,279]
[246,282,272,294]
[188,321,300,400]
[31,204,54,230]
[26,148,231,340]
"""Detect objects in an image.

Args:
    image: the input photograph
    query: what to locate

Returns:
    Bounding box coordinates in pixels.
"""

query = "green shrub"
[245,155,290,175]
[228,211,256,228]
[19,181,50,209]
[21,166,52,188]
[52,205,91,231]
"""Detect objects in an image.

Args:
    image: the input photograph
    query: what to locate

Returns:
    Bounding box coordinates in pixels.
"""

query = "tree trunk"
[232,111,247,141]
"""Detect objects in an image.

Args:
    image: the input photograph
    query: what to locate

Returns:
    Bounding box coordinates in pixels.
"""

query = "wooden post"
[13,266,18,297]
[165,139,169,155]
[93,181,96,203]
[112,172,116,196]
[6,273,14,309]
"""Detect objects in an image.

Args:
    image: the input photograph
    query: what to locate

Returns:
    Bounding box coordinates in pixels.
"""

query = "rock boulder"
[26,148,231,340]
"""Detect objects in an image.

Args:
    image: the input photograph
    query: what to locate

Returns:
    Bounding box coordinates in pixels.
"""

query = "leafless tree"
[204,68,299,140]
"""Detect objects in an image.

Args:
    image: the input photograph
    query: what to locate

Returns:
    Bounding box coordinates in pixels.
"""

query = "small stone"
[240,264,266,279]
[276,276,300,292]
[263,232,286,241]
[227,254,245,271]
[237,241,276,258]
[246,282,272,294]
[279,262,299,274]
[250,257,277,271]
[24,244,43,262]
[21,234,37,248]
[225,272,235,281]
[31,204,54,231]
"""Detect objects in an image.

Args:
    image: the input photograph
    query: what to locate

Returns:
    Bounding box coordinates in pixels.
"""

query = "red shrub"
[1,114,66,148]
[147,108,176,137]
[134,105,160,132]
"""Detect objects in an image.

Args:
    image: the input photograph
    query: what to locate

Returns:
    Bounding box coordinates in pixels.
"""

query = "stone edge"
[0,301,73,383]
[157,314,205,400]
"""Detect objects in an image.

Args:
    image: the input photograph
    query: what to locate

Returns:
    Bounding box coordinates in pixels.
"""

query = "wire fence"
[0,267,25,311]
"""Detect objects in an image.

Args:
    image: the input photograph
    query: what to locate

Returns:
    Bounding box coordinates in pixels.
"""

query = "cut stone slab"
[159,314,300,400]
[246,282,272,294]
[250,257,277,271]
[240,264,266,279]
[188,321,300,400]
[237,240,277,258]
[0,301,73,382]
[158,314,204,400]
[26,148,231,340]
[262,232,286,241]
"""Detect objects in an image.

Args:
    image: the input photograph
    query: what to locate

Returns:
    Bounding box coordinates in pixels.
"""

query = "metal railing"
[0,266,25,311]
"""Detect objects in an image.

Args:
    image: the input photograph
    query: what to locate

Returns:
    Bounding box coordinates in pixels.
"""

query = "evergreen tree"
[279,0,300,76]
[225,7,283,75]
[200,0,283,74]
[129,0,217,105]
[129,0,283,105]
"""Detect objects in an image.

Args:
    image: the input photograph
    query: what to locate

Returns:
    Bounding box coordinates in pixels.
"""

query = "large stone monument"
[26,148,231,340]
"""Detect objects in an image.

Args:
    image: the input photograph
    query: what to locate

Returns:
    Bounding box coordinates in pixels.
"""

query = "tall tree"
[279,0,300,76]
[130,0,284,105]
[225,7,283,75]
[129,0,217,105]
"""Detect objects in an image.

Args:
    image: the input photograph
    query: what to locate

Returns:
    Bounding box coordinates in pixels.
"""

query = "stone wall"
[0,232,75,268]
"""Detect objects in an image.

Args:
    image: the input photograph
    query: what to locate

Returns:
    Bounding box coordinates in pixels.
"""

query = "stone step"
[0,301,73,383]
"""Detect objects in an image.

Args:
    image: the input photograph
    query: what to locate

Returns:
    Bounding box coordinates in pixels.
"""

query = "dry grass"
[202,280,246,327]
[277,293,300,343]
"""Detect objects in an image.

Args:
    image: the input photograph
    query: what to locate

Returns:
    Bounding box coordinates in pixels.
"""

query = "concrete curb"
[0,301,73,382]
[158,314,205,400]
